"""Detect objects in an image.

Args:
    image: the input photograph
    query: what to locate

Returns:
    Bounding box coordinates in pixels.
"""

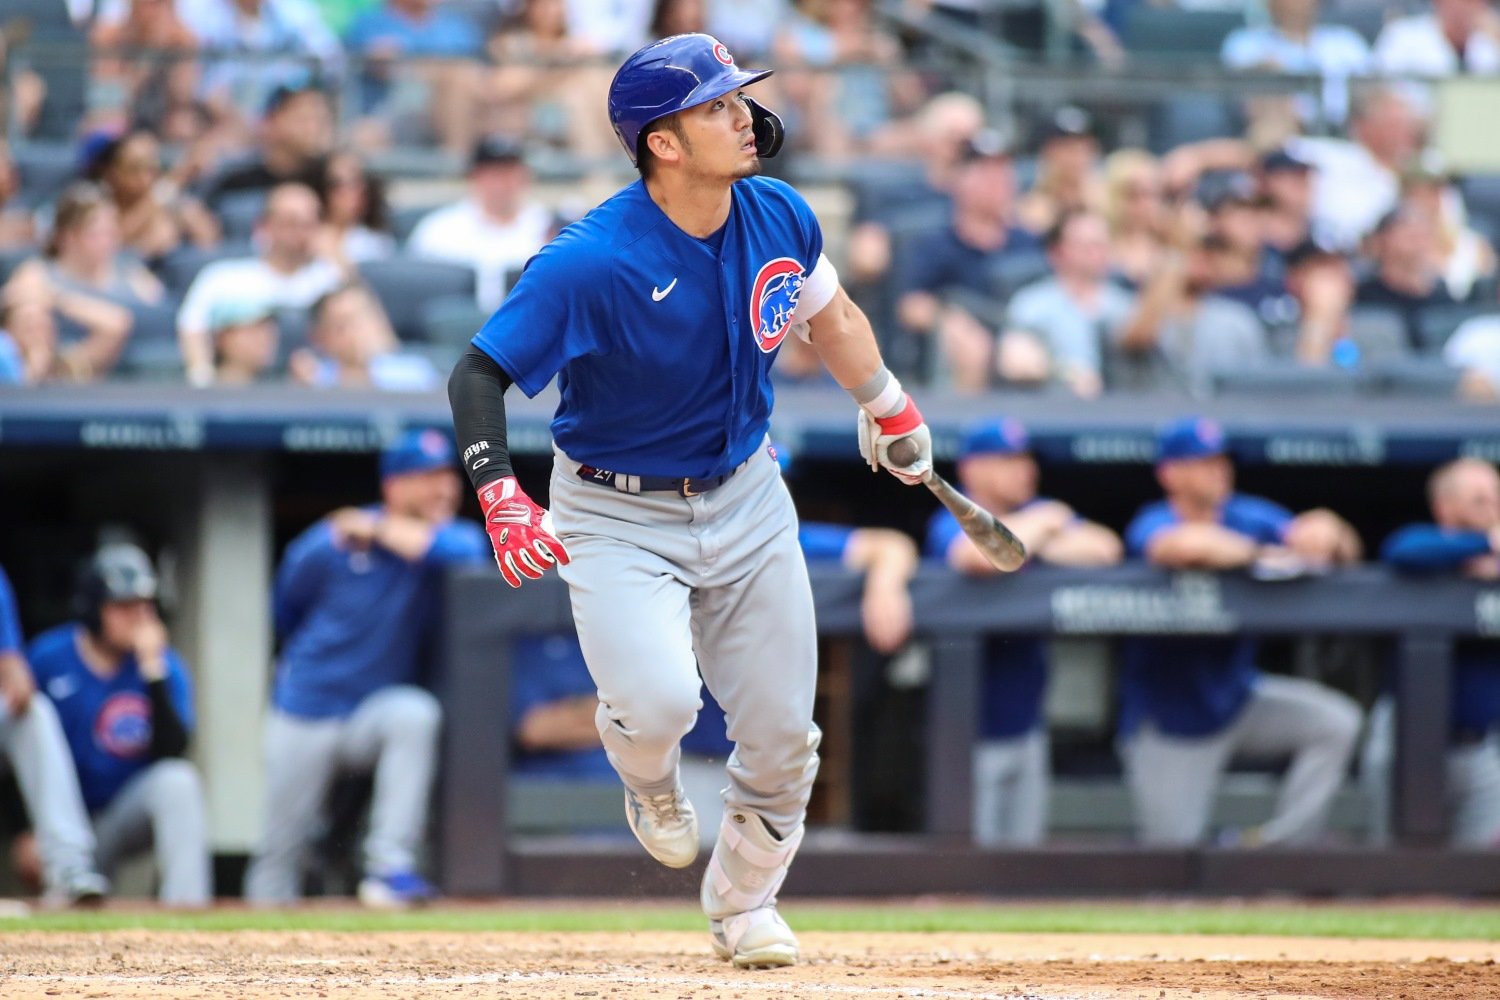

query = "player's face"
[677,90,759,181]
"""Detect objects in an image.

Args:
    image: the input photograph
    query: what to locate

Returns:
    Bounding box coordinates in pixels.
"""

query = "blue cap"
[607,33,772,164]
[380,428,456,480]
[1156,417,1226,462]
[960,418,1030,459]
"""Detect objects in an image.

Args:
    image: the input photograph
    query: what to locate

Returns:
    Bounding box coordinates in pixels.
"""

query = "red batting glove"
[478,477,571,588]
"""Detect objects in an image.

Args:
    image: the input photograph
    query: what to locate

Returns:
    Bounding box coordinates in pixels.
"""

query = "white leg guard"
[701,811,803,968]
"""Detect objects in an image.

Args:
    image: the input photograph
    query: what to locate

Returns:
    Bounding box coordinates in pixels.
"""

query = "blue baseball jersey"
[926,504,1047,739]
[510,633,614,780]
[272,508,489,719]
[27,624,195,812]
[0,564,23,656]
[472,175,826,479]
[1119,494,1293,737]
[1383,523,1500,735]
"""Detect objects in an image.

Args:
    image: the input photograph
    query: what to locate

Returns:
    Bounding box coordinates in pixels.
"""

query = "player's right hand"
[478,476,571,588]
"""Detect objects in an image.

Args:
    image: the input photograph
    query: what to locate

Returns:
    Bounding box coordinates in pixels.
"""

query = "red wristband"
[875,395,923,437]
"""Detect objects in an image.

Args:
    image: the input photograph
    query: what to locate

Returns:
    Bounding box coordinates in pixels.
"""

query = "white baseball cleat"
[623,783,699,868]
[710,906,800,968]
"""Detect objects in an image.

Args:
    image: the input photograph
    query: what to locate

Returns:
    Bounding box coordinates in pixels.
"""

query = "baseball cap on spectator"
[381,428,457,480]
[471,134,526,170]
[207,299,274,334]
[960,417,1031,459]
[1259,148,1313,174]
[1157,417,1226,462]
[960,128,1014,163]
[1043,105,1095,144]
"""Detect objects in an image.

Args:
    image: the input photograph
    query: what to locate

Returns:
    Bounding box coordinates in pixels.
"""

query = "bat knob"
[886,437,920,468]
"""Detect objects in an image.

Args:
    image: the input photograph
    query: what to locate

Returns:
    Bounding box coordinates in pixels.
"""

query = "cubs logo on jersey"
[94,691,152,758]
[750,257,806,353]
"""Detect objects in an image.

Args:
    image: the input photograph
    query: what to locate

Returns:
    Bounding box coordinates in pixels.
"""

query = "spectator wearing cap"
[1017,106,1105,235]
[1400,151,1497,301]
[28,543,211,905]
[1219,0,1371,124]
[345,0,487,155]
[999,209,1137,397]
[893,130,1044,393]
[406,135,557,312]
[1375,0,1500,78]
[1110,231,1272,395]
[1119,417,1362,848]
[208,298,280,384]
[1102,149,1170,290]
[289,282,442,391]
[1355,204,1465,349]
[1369,458,1500,845]
[177,182,343,385]
[925,418,1120,845]
[244,429,490,908]
[183,1,341,124]
[201,83,335,210]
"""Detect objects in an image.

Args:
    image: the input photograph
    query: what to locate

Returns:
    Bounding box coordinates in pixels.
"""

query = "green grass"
[5,902,1500,940]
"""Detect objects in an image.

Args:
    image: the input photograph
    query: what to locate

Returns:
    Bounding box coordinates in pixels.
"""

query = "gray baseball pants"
[93,758,211,905]
[243,685,441,903]
[1122,675,1362,845]
[972,729,1049,846]
[1360,696,1500,847]
[0,697,99,893]
[549,439,821,837]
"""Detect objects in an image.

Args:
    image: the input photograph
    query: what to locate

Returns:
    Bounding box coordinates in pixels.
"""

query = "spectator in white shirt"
[1375,0,1500,78]
[1220,0,1371,123]
[177,182,343,385]
[405,135,556,312]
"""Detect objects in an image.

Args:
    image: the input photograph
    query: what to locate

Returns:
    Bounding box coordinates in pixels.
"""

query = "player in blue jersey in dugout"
[1367,458,1500,846]
[243,429,490,909]
[1119,417,1364,847]
[924,417,1123,846]
[448,34,935,967]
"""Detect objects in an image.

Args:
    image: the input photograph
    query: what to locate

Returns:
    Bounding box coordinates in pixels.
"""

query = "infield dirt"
[3,930,1499,999]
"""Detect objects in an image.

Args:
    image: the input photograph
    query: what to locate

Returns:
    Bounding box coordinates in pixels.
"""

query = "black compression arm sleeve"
[146,680,190,759]
[448,345,516,490]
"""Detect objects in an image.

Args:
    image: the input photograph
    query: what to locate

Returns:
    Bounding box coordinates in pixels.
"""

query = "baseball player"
[1120,417,1363,847]
[243,429,489,908]
[1367,457,1500,846]
[27,544,210,905]
[924,418,1122,845]
[0,562,109,906]
[447,33,932,967]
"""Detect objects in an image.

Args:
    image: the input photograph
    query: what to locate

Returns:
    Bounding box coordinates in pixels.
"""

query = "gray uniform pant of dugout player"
[1122,675,1362,846]
[243,685,440,902]
[1360,696,1500,847]
[0,698,98,892]
[550,439,821,837]
[93,758,211,905]
[972,730,1049,847]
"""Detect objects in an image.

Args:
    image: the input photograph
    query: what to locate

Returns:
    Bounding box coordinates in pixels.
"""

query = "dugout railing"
[438,564,1500,899]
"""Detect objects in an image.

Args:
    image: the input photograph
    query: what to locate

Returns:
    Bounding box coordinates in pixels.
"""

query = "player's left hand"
[478,476,572,588]
[857,396,932,486]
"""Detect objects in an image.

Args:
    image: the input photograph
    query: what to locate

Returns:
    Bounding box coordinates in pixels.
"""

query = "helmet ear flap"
[747,98,783,159]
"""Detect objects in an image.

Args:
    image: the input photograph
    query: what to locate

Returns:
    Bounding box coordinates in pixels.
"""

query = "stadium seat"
[215,190,268,242]
[1360,356,1462,398]
[1209,362,1361,397]
[419,295,491,347]
[357,257,476,342]
[1414,303,1493,353]
[1123,7,1245,59]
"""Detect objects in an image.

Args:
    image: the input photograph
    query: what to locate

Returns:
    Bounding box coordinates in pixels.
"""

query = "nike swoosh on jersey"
[651,278,679,302]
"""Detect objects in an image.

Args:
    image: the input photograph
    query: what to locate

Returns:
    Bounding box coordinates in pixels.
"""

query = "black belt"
[574,459,747,497]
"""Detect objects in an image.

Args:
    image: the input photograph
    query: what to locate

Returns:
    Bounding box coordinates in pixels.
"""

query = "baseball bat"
[887,437,1027,572]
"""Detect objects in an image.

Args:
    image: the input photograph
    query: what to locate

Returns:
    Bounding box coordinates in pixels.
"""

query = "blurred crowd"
[0,0,1498,396]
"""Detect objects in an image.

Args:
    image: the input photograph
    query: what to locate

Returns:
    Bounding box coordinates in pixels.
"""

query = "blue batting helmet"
[607,33,778,165]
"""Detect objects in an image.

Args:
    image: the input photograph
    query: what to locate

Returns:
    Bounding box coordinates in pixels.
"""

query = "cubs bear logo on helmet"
[607,33,784,164]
